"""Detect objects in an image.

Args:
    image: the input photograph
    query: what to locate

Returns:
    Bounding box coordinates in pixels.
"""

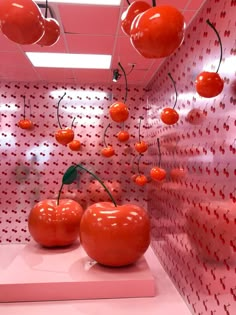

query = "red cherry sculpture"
[68,139,81,151]
[160,108,179,125]
[117,130,130,142]
[37,18,60,47]
[121,1,151,36]
[135,140,148,153]
[109,102,129,123]
[195,72,224,98]
[130,5,185,58]
[101,145,115,158]
[150,167,166,181]
[18,119,33,130]
[0,0,45,45]
[135,174,148,186]
[28,199,83,247]
[80,201,150,267]
[55,128,74,145]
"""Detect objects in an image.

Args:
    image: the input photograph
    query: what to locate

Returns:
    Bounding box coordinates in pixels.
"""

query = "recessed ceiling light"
[36,0,121,5]
[26,52,112,69]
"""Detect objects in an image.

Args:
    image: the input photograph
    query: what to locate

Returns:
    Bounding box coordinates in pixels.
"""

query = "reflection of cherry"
[150,138,166,181]
[101,123,115,158]
[54,92,75,145]
[18,96,33,130]
[121,1,151,36]
[195,19,224,98]
[135,117,148,153]
[160,73,179,125]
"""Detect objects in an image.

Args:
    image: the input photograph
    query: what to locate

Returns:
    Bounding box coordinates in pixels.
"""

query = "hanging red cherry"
[134,117,148,153]
[18,96,33,130]
[68,140,81,152]
[150,138,166,182]
[130,4,185,58]
[134,154,148,186]
[121,1,151,36]
[54,92,75,145]
[160,73,179,125]
[195,19,224,98]
[0,0,45,45]
[37,18,60,47]
[101,123,115,158]
[117,129,130,142]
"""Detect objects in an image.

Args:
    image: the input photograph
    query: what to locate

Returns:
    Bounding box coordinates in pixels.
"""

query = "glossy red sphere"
[37,18,60,47]
[28,199,84,247]
[68,140,81,151]
[18,119,33,130]
[55,128,74,145]
[134,140,148,153]
[150,167,166,181]
[101,146,115,158]
[121,1,151,36]
[0,0,45,45]
[130,5,185,58]
[160,108,179,125]
[117,130,130,142]
[109,102,129,123]
[195,71,224,98]
[80,202,150,267]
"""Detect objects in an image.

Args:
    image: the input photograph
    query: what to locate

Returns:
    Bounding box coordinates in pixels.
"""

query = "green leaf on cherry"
[62,165,78,185]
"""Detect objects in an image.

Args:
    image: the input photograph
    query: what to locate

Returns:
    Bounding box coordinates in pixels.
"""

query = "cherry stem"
[118,62,128,103]
[126,0,130,5]
[206,19,223,73]
[138,116,143,143]
[131,155,138,173]
[137,154,143,175]
[103,123,111,147]
[76,164,117,207]
[45,0,48,18]
[152,0,156,6]
[71,117,76,129]
[57,183,63,205]
[23,95,26,119]
[157,138,162,167]
[168,73,177,109]
[57,92,66,129]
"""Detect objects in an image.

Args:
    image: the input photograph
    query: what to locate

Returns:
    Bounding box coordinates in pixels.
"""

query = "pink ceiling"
[0,0,207,87]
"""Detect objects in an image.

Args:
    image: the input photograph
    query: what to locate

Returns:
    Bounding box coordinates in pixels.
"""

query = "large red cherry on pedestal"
[186,201,236,263]
[0,0,45,45]
[121,1,151,36]
[37,18,60,47]
[130,5,185,58]
[80,202,150,267]
[28,199,83,247]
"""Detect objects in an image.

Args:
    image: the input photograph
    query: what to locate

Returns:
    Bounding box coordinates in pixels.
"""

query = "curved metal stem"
[157,138,161,167]
[137,154,143,175]
[138,117,143,143]
[168,73,177,109]
[76,164,117,207]
[57,183,63,205]
[103,123,111,147]
[152,0,156,6]
[206,19,223,73]
[23,96,26,119]
[45,0,48,18]
[118,62,128,103]
[57,92,66,129]
[71,117,76,129]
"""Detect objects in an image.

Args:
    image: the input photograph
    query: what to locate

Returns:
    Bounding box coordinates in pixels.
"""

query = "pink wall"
[146,0,236,314]
[0,0,235,314]
[0,84,149,243]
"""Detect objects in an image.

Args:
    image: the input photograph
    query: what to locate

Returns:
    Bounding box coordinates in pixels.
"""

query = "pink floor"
[0,244,191,314]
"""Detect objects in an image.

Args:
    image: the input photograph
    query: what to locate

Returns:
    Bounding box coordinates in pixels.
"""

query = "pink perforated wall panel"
[0,84,150,243]
[145,0,236,314]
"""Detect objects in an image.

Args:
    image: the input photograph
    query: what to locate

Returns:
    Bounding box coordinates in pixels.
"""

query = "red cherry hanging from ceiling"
[195,19,224,98]
[121,1,151,36]
[130,4,185,58]
[0,0,45,45]
[37,18,60,47]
